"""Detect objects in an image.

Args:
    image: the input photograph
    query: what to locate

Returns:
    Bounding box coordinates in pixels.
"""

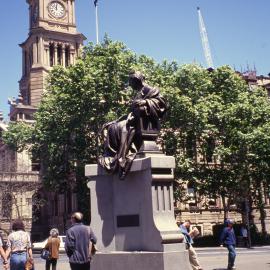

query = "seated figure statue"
[98,71,167,179]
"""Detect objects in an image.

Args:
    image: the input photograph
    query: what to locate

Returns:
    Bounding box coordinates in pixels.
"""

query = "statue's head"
[128,71,145,90]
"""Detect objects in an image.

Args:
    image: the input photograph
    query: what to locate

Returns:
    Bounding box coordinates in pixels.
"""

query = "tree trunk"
[222,195,228,221]
[259,207,266,235]
[244,198,252,248]
[258,189,267,235]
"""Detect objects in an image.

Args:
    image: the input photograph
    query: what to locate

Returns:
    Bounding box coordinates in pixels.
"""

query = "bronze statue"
[98,71,167,179]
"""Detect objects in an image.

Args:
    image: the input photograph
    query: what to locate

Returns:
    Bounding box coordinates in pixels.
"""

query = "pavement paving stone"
[199,248,270,270]
[2,246,270,270]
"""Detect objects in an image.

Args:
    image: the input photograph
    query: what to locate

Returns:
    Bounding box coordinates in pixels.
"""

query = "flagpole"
[95,2,99,44]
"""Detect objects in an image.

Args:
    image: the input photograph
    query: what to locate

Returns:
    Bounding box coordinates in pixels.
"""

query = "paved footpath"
[0,256,71,270]
[197,246,270,270]
[35,256,70,270]
[2,246,270,270]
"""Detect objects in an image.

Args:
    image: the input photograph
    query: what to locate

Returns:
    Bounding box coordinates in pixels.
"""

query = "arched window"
[57,44,62,65]
[187,182,196,201]
[31,150,40,171]
[206,137,215,163]
[65,46,70,67]
[209,199,217,206]
[2,193,12,218]
[187,182,198,211]
[49,43,54,67]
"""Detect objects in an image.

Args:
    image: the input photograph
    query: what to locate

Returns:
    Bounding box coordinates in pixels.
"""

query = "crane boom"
[197,7,214,68]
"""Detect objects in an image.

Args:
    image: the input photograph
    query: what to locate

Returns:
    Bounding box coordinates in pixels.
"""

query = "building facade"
[0,0,84,240]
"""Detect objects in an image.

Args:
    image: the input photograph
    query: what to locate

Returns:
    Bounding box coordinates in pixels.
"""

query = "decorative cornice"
[20,27,86,47]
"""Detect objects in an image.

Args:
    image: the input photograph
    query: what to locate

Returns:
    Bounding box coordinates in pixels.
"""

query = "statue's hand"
[127,113,135,123]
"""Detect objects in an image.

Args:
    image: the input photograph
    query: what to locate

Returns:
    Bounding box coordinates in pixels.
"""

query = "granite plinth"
[86,154,191,270]
[91,250,191,270]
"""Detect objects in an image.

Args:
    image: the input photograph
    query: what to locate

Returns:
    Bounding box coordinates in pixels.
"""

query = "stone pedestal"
[85,154,191,270]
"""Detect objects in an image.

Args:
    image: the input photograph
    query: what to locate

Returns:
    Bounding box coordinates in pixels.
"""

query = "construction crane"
[197,7,214,68]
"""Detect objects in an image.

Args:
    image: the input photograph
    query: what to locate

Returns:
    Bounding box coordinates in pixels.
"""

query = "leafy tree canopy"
[3,38,270,216]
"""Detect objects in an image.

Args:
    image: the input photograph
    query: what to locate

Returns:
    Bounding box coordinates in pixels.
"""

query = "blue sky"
[1,0,270,118]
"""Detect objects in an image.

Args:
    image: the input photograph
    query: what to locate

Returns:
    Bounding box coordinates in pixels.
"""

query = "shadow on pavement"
[213,268,227,270]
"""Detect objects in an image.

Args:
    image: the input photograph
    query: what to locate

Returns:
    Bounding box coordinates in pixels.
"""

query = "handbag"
[25,251,35,270]
[89,241,98,259]
[40,248,50,260]
[25,258,34,270]
[91,242,97,256]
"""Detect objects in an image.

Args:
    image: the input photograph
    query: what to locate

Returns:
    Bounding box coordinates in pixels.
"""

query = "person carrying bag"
[179,220,203,270]
[44,228,60,270]
[5,219,34,270]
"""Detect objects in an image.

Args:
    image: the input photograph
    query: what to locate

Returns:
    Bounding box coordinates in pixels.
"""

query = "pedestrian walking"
[179,220,203,270]
[0,235,8,269]
[44,228,60,270]
[220,219,237,270]
[65,212,97,270]
[5,219,33,270]
[240,225,248,247]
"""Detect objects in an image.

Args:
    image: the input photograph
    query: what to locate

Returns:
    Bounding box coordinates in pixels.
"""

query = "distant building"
[241,70,270,95]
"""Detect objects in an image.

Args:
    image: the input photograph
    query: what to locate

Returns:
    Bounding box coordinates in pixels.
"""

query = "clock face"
[48,1,65,18]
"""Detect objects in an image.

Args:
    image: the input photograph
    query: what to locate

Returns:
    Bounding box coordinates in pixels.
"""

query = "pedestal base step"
[91,250,192,270]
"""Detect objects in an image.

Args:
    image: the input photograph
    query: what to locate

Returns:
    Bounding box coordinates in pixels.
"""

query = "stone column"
[40,0,44,18]
[33,40,38,65]
[72,0,76,25]
[70,52,75,65]
[38,36,43,65]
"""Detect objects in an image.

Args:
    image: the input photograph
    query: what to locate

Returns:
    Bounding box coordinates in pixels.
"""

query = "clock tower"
[10,0,85,120]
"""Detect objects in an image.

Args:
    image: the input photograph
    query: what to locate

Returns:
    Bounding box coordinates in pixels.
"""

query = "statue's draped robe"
[98,85,166,179]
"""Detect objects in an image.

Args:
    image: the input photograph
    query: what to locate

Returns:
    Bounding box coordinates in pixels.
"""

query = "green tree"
[163,64,270,228]
[4,39,270,233]
[3,122,33,152]
[16,39,175,220]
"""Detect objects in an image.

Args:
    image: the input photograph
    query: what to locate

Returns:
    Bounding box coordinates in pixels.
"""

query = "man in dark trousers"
[220,219,237,270]
[65,212,97,270]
